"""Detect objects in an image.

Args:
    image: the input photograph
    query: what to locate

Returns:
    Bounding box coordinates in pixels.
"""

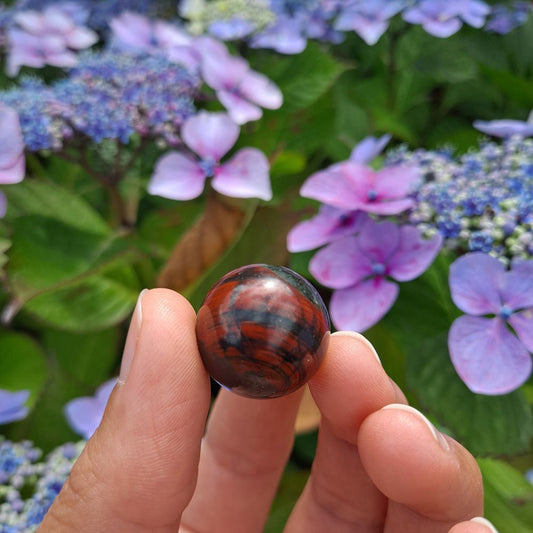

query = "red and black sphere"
[195,264,330,399]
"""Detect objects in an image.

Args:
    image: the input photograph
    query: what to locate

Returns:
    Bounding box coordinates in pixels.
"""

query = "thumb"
[39,289,211,532]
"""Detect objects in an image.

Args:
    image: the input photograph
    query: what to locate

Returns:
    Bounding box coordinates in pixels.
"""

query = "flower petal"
[350,134,391,164]
[0,106,24,170]
[0,389,29,425]
[374,165,420,199]
[389,226,443,282]
[501,269,533,311]
[356,197,414,215]
[217,89,263,125]
[0,153,25,184]
[473,119,533,138]
[65,26,98,49]
[181,111,239,160]
[286,206,365,252]
[449,252,504,315]
[148,152,206,201]
[423,18,463,38]
[356,218,400,264]
[448,315,532,395]
[330,278,399,332]
[110,12,152,50]
[198,37,248,89]
[309,236,372,289]
[95,378,116,404]
[64,397,103,439]
[239,70,282,110]
[212,148,272,200]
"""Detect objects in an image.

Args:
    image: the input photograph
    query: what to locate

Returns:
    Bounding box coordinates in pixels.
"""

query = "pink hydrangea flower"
[148,111,272,201]
[300,161,420,215]
[448,253,533,395]
[110,12,198,70]
[310,218,442,331]
[64,379,116,439]
[0,105,25,217]
[7,4,98,76]
[195,37,283,125]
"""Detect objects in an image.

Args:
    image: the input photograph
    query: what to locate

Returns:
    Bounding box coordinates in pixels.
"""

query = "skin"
[39,289,492,533]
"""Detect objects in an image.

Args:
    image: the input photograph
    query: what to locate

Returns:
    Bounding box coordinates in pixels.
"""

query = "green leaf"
[265,468,309,532]
[0,237,10,271]
[22,272,138,332]
[479,65,533,108]
[0,330,47,408]
[3,179,110,235]
[266,42,348,112]
[479,458,533,533]
[406,333,533,456]
[44,327,120,387]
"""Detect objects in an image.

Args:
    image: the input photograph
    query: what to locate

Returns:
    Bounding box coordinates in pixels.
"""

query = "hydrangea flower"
[64,379,116,439]
[474,116,533,138]
[109,11,198,70]
[403,0,490,38]
[0,437,83,531]
[485,2,532,34]
[448,253,533,395]
[195,37,282,124]
[389,137,533,260]
[0,105,25,218]
[287,134,391,252]
[149,111,272,201]
[6,4,98,76]
[300,160,420,214]
[310,217,442,331]
[335,0,405,45]
[0,390,29,425]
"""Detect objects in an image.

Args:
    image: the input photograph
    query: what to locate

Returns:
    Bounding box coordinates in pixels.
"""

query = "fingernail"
[381,403,449,451]
[118,289,148,384]
[470,517,499,532]
[331,330,382,366]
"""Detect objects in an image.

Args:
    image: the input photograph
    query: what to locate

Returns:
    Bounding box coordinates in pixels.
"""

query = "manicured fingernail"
[331,330,382,366]
[118,289,148,384]
[381,403,449,451]
[470,517,499,532]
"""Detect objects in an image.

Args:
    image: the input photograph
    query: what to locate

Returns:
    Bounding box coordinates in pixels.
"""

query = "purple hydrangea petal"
[217,89,263,125]
[148,152,206,201]
[13,10,47,33]
[239,70,283,110]
[65,26,98,49]
[374,165,420,200]
[501,269,533,311]
[350,134,391,164]
[64,397,103,439]
[330,277,399,332]
[388,226,443,282]
[181,112,239,161]
[509,309,533,353]
[458,0,491,27]
[95,378,116,404]
[45,49,79,68]
[198,38,248,89]
[110,12,153,51]
[154,21,192,48]
[473,119,533,138]
[0,106,24,171]
[250,19,307,54]
[208,18,256,40]
[212,148,272,200]
[0,389,30,425]
[511,258,533,276]
[356,218,400,264]
[423,17,463,37]
[350,16,389,45]
[286,206,366,252]
[0,153,25,185]
[449,253,504,315]
[357,197,415,215]
[310,235,372,289]
[448,315,532,395]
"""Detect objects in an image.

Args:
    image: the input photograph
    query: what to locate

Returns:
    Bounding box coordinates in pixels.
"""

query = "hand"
[39,289,496,533]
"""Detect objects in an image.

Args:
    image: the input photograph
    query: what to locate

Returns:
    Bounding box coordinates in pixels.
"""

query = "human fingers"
[285,331,404,532]
[449,517,499,533]
[181,387,304,533]
[39,289,211,533]
[358,404,484,532]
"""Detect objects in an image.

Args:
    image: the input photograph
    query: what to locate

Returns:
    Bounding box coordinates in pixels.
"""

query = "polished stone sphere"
[195,264,330,399]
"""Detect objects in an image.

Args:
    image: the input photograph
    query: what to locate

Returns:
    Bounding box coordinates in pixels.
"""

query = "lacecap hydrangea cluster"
[387,136,533,262]
[0,437,84,532]
[0,51,199,151]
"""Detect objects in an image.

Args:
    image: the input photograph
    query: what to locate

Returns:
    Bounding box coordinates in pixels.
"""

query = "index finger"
[40,289,211,532]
